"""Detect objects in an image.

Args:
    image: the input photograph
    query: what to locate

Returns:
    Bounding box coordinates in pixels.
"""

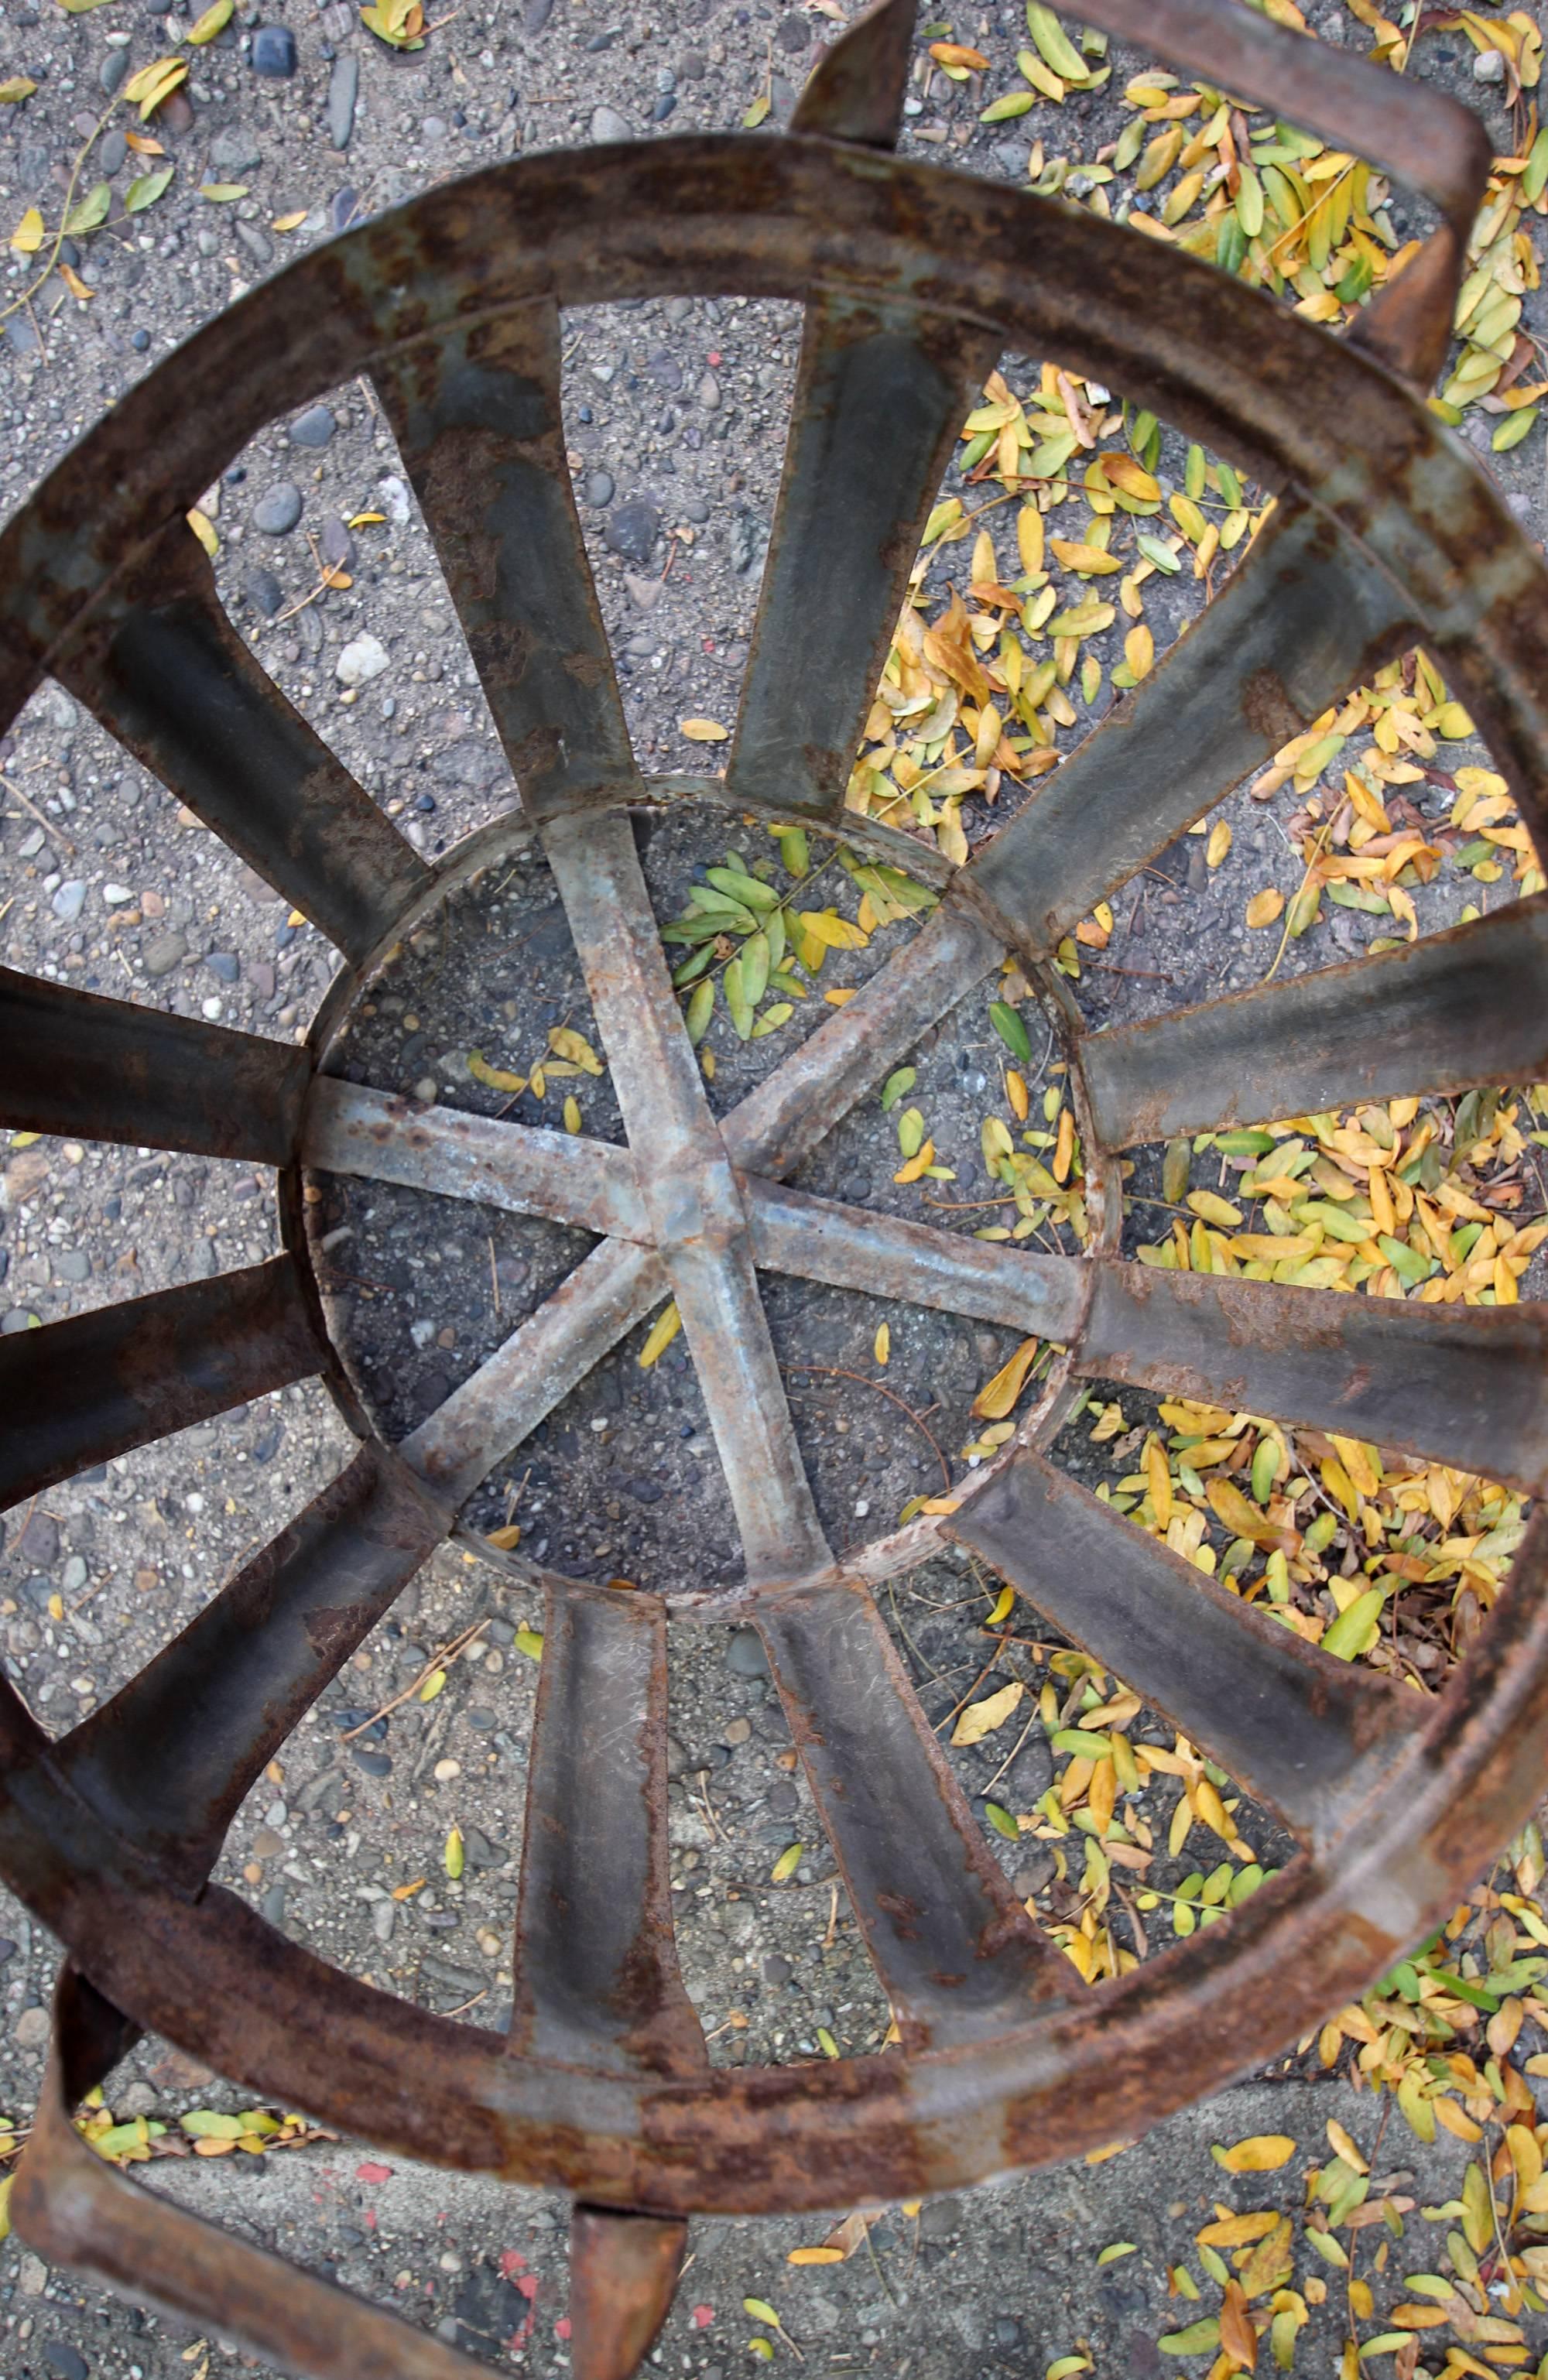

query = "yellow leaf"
[788,2248,845,2265]
[348,510,386,526]
[874,1322,890,1367]
[485,1524,521,1550]
[548,1026,604,1076]
[1326,2118,1368,2173]
[1214,2135,1296,2173]
[771,1842,802,1882]
[123,54,188,119]
[1187,1190,1242,1228]
[199,183,249,202]
[57,259,93,302]
[9,207,43,255]
[1017,505,1045,575]
[467,1050,527,1095]
[971,1334,1041,1419]
[186,507,217,557]
[1146,1437,1173,1530]
[1050,539,1122,575]
[1245,887,1284,929]
[638,1300,682,1369]
[187,0,234,39]
[950,1679,1024,1748]
[989,1584,1015,1625]
[419,1668,446,1703]
[1206,820,1231,868]
[563,1094,581,1135]
[680,716,730,742]
[1124,624,1154,681]
[0,77,39,102]
[272,209,309,231]
[444,1824,464,1881]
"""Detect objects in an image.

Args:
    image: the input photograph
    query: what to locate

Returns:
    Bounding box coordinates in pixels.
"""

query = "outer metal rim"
[1,135,1546,2211]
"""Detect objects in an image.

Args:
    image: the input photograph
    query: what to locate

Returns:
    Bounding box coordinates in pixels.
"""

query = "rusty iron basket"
[2,0,1548,2370]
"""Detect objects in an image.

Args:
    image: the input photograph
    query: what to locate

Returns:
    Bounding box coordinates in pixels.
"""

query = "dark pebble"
[253,481,303,536]
[205,950,240,984]
[351,1747,392,1777]
[522,0,555,24]
[725,1627,769,1680]
[1013,1848,1057,1899]
[261,1883,286,1926]
[422,1909,459,1930]
[99,45,132,95]
[130,328,149,353]
[16,1512,59,1567]
[98,125,128,174]
[777,12,809,46]
[251,22,296,74]
[838,1171,872,1202]
[0,1939,13,1964]
[603,498,661,566]
[158,86,194,132]
[995,2318,1022,2347]
[465,1707,496,1731]
[42,2346,89,2380]
[245,566,283,619]
[461,1824,508,1869]
[584,469,615,509]
[329,184,361,233]
[651,91,677,120]
[761,1953,792,1987]
[289,402,335,448]
[627,1477,663,1504]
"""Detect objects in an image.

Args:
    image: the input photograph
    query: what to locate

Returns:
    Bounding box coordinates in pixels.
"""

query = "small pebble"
[41,2343,89,2380]
[289,402,336,449]
[131,328,150,353]
[211,128,262,173]
[584,468,615,508]
[245,566,283,618]
[250,22,296,75]
[205,950,240,984]
[98,125,128,175]
[51,880,86,922]
[327,52,359,147]
[253,481,303,536]
[725,1628,769,1680]
[604,498,660,564]
[591,104,632,142]
[99,45,132,95]
[337,632,389,687]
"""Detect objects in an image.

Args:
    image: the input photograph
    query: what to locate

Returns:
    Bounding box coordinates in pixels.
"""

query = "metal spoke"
[0,966,310,1163]
[0,1256,324,1513]
[400,1238,665,1508]
[374,301,639,820]
[746,1180,1085,1340]
[757,1581,1072,2046]
[509,1582,705,2078]
[965,502,1413,953]
[1081,1263,1548,1495]
[540,810,831,1581]
[950,1449,1416,1845]
[1083,895,1548,1145]
[46,1443,446,1882]
[727,295,998,823]
[303,1075,649,1241]
[54,529,429,964]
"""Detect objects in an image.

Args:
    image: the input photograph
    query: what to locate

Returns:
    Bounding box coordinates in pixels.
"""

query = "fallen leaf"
[1212,2135,1296,2173]
[680,716,730,741]
[950,1679,1023,1747]
[971,1335,1041,1419]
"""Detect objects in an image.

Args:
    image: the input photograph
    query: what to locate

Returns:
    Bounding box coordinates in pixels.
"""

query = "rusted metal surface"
[374,301,641,822]
[950,1451,1417,1848]
[0,964,311,1163]
[509,1583,705,2079]
[964,500,1414,955]
[727,295,1000,823]
[758,1580,1074,2049]
[304,1073,649,1240]
[542,809,832,1580]
[1082,893,1548,1147]
[0,1254,327,1512]
[568,2207,690,2380]
[53,526,430,964]
[1080,1262,1548,1497]
[0,2,1546,2373]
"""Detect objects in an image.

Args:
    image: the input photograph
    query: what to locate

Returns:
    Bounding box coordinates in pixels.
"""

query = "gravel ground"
[2,2,1548,2376]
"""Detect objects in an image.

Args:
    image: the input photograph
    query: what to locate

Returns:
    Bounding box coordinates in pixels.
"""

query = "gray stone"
[206,950,240,984]
[289,402,335,450]
[725,1627,769,1680]
[14,2004,50,2048]
[697,368,721,410]
[327,53,359,149]
[245,566,283,618]
[584,469,615,508]
[98,125,128,175]
[52,879,87,921]
[320,516,354,570]
[55,1255,90,1286]
[99,45,132,96]
[253,481,303,536]
[623,572,660,612]
[41,2342,87,2380]
[604,498,660,565]
[143,930,188,978]
[337,633,390,687]
[211,128,262,173]
[591,104,632,142]
[2,1310,39,1335]
[235,219,273,268]
[17,1512,59,1567]
[250,22,296,76]
[760,1953,792,1987]
[435,741,504,793]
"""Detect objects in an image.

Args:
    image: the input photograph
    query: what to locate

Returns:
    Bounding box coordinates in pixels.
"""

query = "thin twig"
[339,1615,489,1739]
[783,1363,950,1490]
[1,94,122,329]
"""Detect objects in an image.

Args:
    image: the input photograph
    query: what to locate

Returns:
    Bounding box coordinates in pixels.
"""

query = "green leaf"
[0,76,39,101]
[981,89,1036,119]
[773,824,809,878]
[1162,1135,1190,1205]
[724,954,754,1041]
[180,2109,245,2139]
[513,1627,543,1662]
[1136,533,1182,573]
[1096,2244,1137,2265]
[707,865,777,911]
[896,1106,925,1159]
[881,1066,916,1111]
[744,2299,780,2327]
[984,1800,1019,1839]
[1053,1728,1114,1758]
[749,1001,793,1038]
[125,166,174,216]
[741,928,770,1005]
[64,180,111,234]
[1158,2319,1221,2356]
[989,999,1033,1065]
[1322,1587,1385,1663]
[1025,0,1089,80]
[1493,406,1539,453]
[685,977,714,1046]
[1525,125,1548,206]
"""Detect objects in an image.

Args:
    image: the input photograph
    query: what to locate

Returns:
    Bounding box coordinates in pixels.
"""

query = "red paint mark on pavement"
[554,2317,572,2341]
[692,2304,715,2329]
[499,2249,528,2278]
[354,2162,392,2184]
